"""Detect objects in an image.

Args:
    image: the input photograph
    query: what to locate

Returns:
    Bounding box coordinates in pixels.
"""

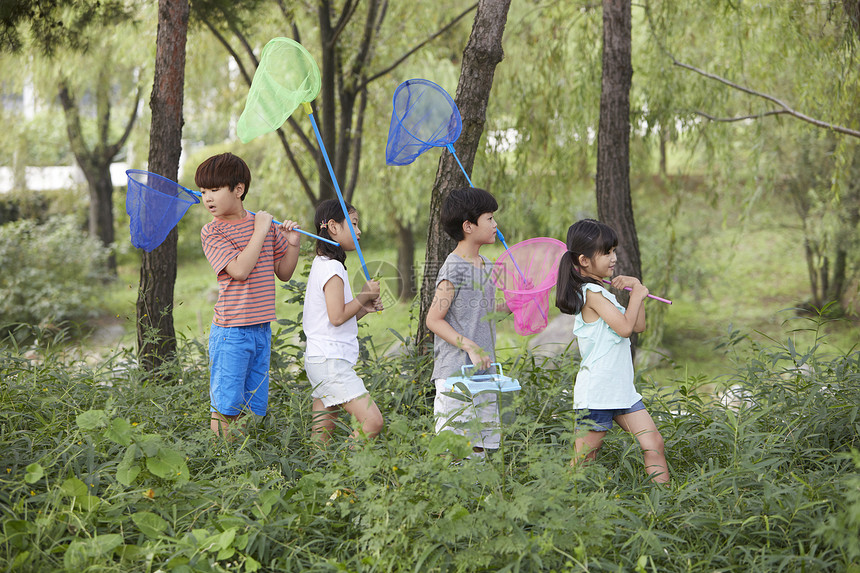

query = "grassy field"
[3,311,860,571]
[5,180,860,572]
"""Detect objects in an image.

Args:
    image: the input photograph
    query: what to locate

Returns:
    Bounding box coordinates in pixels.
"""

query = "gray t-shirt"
[431,252,497,380]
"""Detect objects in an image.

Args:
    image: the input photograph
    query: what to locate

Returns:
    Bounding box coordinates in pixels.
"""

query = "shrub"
[0,215,111,330]
[1,324,859,572]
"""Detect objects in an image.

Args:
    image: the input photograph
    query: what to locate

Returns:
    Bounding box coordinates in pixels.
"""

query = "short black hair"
[441,187,498,241]
[195,153,251,200]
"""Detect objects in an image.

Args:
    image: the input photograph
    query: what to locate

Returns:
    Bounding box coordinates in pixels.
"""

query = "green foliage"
[0,215,111,330]
[0,190,50,225]
[1,320,859,571]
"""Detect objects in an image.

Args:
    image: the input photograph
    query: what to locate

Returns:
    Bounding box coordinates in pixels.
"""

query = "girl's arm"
[425,280,492,369]
[323,276,380,326]
[611,276,647,333]
[583,278,648,338]
[274,221,301,282]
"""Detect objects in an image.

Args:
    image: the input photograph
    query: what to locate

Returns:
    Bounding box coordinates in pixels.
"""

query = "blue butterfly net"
[126,170,199,252]
[386,79,462,166]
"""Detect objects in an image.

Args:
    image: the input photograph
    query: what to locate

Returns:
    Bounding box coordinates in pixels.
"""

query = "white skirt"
[305,356,369,408]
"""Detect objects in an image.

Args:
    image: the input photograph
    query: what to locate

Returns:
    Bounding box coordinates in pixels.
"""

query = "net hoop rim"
[493,237,567,295]
[259,37,321,99]
[390,78,461,146]
[126,169,200,205]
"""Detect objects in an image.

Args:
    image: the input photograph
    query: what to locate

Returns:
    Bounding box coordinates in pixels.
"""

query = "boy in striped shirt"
[197,153,301,438]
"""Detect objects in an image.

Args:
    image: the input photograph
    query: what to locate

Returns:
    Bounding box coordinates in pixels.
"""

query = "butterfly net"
[126,170,199,252]
[492,238,567,335]
[386,79,462,166]
[237,37,322,143]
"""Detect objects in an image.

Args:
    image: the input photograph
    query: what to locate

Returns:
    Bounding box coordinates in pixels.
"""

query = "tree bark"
[395,220,416,301]
[136,0,188,372]
[415,0,511,350]
[596,0,641,284]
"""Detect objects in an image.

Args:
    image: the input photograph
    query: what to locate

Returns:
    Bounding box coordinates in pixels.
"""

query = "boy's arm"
[274,220,301,281]
[223,211,274,281]
[425,279,492,369]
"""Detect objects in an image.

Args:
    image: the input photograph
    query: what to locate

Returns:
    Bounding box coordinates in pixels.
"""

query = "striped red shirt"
[201,212,288,327]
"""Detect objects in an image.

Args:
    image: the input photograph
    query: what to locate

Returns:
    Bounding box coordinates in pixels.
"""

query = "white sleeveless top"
[572,283,642,409]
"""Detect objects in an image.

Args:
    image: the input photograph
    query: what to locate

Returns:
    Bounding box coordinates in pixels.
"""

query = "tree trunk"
[317,2,339,203]
[136,0,188,372]
[90,170,117,274]
[395,220,416,301]
[596,0,641,283]
[59,67,138,276]
[415,0,512,350]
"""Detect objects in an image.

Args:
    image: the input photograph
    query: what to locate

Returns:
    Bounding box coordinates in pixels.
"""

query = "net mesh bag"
[492,238,567,335]
[237,38,322,143]
[386,79,462,166]
[126,170,199,252]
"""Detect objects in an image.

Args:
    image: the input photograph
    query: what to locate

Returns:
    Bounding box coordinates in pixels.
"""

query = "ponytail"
[555,251,590,315]
[555,219,618,315]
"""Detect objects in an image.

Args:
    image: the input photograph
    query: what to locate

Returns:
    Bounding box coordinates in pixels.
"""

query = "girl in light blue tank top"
[556,219,670,484]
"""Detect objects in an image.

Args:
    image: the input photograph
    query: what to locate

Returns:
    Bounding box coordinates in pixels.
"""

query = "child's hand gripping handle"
[602,279,672,304]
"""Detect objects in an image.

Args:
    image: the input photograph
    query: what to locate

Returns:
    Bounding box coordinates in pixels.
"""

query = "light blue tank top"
[572,283,642,409]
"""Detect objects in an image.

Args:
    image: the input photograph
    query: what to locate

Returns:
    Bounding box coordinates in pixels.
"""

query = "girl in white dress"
[303,199,383,443]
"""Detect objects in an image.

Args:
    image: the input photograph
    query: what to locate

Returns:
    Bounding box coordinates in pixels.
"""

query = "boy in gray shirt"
[426,187,504,455]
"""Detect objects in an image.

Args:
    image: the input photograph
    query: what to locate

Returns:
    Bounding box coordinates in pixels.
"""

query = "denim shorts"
[576,399,645,431]
[305,356,368,408]
[209,322,271,416]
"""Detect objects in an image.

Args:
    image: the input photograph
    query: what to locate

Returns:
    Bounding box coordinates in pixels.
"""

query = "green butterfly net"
[237,38,322,143]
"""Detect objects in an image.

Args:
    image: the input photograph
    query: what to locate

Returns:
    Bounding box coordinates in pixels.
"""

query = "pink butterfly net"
[492,237,567,335]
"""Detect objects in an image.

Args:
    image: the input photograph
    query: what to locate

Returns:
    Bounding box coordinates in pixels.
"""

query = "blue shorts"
[209,322,271,416]
[576,399,645,432]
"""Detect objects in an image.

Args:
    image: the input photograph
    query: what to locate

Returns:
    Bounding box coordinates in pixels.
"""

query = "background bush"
[0,215,111,331]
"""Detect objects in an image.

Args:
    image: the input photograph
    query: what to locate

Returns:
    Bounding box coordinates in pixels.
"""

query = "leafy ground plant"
[1,318,859,572]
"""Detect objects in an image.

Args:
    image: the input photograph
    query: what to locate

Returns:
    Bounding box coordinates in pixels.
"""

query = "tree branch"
[109,86,141,157]
[673,58,860,139]
[201,17,254,86]
[276,128,317,206]
[361,3,478,89]
[690,109,788,123]
[57,80,91,159]
[331,0,359,46]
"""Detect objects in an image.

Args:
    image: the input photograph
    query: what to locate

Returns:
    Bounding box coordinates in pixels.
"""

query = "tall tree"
[195,0,477,301]
[58,62,140,275]
[135,0,188,370]
[646,0,860,313]
[415,0,512,349]
[1,1,143,273]
[596,0,640,283]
